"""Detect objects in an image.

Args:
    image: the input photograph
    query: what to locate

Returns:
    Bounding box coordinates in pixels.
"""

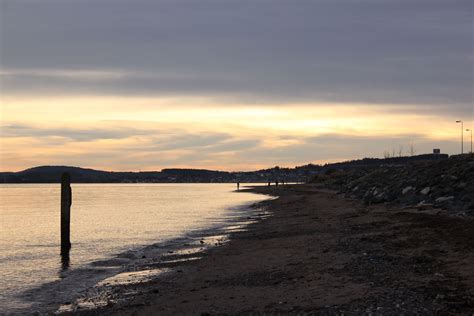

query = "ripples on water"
[0,183,268,313]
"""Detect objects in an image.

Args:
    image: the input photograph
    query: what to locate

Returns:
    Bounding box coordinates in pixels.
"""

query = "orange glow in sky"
[1,95,471,171]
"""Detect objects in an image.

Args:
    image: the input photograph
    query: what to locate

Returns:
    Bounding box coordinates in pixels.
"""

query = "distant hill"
[0,165,320,183]
[0,154,448,183]
[0,166,140,183]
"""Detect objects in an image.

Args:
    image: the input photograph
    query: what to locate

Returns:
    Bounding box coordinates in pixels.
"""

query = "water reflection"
[0,183,269,312]
[60,248,70,275]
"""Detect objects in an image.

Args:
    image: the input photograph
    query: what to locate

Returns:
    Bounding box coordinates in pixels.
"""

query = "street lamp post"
[456,120,463,154]
[467,128,473,153]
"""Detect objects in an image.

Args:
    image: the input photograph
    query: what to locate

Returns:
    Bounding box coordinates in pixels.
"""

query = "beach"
[66,184,474,315]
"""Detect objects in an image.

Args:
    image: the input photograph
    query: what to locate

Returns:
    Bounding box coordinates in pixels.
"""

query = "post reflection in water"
[60,248,70,275]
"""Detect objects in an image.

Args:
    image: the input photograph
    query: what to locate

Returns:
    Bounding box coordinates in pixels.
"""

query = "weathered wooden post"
[61,172,72,254]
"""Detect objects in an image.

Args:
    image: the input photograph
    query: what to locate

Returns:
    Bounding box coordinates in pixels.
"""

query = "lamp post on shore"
[456,120,463,154]
[467,128,473,153]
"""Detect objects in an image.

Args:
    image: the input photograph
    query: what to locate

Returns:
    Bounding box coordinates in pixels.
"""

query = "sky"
[1,0,473,172]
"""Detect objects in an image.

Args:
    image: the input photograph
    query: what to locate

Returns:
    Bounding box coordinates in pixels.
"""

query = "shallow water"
[0,183,268,313]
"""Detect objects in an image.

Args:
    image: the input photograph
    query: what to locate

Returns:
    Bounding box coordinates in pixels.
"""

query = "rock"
[420,187,430,195]
[436,294,446,300]
[417,202,434,210]
[402,186,413,194]
[311,154,473,213]
[435,196,454,203]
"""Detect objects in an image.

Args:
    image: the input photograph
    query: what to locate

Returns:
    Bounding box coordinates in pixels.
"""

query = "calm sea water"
[0,183,268,313]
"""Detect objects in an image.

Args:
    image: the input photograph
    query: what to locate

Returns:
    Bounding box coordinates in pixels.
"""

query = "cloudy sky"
[1,0,473,171]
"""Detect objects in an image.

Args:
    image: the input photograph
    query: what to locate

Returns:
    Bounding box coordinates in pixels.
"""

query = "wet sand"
[69,184,474,315]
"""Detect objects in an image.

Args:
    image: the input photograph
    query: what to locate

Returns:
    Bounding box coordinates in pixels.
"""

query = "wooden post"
[61,172,72,253]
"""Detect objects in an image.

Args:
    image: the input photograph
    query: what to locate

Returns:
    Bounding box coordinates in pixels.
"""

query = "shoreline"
[57,199,271,314]
[10,193,270,315]
[66,183,474,315]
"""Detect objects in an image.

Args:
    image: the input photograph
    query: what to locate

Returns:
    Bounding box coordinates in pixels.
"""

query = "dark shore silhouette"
[1,153,448,184]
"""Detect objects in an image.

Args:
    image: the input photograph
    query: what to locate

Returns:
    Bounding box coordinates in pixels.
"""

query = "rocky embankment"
[311,154,474,215]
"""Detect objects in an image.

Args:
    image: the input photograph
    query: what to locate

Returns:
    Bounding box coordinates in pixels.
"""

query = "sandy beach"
[68,184,474,315]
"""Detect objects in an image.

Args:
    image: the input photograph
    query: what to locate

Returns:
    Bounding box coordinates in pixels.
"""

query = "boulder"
[402,186,413,195]
[420,187,430,195]
[435,196,454,203]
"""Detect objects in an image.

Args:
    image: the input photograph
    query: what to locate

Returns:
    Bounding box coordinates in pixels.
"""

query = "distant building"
[433,149,441,154]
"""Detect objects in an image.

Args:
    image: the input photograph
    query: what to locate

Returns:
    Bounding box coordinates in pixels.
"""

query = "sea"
[0,183,269,313]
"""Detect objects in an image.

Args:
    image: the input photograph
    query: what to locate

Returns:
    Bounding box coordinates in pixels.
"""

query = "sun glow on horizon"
[1,95,471,172]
